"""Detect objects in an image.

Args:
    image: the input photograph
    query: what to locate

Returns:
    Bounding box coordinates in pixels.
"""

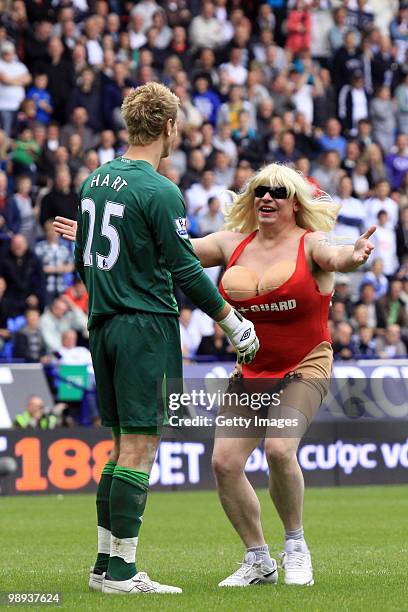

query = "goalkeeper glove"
[217,309,260,364]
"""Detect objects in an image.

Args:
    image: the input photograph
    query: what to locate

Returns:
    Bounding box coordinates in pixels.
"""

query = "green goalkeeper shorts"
[89,311,182,429]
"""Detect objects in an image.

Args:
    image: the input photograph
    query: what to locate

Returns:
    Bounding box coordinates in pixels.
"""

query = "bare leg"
[265,437,303,531]
[118,433,160,472]
[212,436,264,547]
[265,437,314,585]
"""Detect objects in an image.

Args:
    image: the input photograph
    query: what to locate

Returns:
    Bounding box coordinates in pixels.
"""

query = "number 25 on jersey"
[81,198,125,271]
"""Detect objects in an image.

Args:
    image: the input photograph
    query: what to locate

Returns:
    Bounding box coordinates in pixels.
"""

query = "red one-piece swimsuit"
[219,230,332,378]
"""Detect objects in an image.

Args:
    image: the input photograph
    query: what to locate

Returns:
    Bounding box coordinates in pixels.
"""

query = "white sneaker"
[102,571,182,594]
[280,539,314,586]
[89,568,105,591]
[218,551,278,587]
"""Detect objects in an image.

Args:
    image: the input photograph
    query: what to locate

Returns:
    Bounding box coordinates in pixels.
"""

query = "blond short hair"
[224,163,340,233]
[121,82,180,146]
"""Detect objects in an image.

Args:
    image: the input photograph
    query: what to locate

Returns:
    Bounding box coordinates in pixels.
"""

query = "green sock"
[107,466,149,581]
[94,460,116,573]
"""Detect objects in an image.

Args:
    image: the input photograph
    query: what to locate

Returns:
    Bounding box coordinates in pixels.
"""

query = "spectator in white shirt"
[365,179,399,229]
[215,3,234,43]
[130,0,160,33]
[152,10,172,50]
[40,296,88,353]
[57,329,93,367]
[189,1,223,51]
[191,308,215,339]
[338,72,369,136]
[128,13,147,50]
[289,70,314,126]
[333,175,365,243]
[84,16,104,67]
[179,306,203,359]
[0,41,31,136]
[352,160,370,199]
[97,130,116,165]
[371,210,399,276]
[252,30,274,64]
[213,123,238,164]
[220,48,248,87]
[185,169,224,216]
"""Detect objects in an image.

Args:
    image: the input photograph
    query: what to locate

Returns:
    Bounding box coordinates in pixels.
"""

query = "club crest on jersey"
[174,217,188,238]
[238,299,297,313]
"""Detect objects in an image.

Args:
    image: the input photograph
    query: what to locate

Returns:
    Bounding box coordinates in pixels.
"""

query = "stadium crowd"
[0,0,408,381]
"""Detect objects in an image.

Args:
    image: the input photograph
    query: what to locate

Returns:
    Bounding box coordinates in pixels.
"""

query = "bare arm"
[19,73,32,86]
[53,218,234,318]
[54,216,238,269]
[54,214,258,362]
[190,231,232,268]
[54,218,236,270]
[310,227,376,273]
[0,73,31,86]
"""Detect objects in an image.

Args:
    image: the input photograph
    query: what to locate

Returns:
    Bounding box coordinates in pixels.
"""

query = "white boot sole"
[89,573,104,592]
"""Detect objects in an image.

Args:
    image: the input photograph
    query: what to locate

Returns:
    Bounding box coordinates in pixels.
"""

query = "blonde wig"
[224,163,341,233]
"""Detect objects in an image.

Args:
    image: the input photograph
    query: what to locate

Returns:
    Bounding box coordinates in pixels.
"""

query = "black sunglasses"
[254,185,288,199]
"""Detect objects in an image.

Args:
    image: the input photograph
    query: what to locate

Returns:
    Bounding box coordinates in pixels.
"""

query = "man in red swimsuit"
[54,162,375,588]
[209,164,374,587]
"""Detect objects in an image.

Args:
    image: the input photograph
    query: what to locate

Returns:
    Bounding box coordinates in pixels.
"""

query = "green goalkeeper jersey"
[74,157,225,329]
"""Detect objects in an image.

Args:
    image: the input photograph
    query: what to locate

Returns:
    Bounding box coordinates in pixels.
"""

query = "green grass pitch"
[1,486,407,611]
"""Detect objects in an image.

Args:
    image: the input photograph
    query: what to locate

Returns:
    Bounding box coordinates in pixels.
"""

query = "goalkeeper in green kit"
[68,83,259,595]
